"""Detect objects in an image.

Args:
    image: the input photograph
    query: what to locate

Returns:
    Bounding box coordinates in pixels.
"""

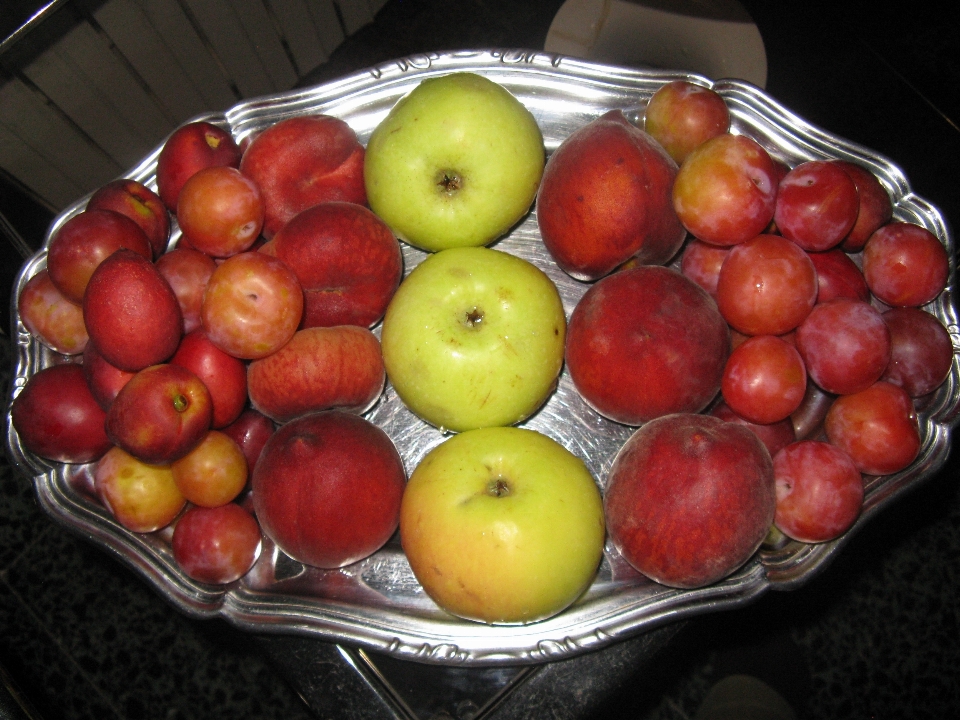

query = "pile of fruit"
[11,72,954,627]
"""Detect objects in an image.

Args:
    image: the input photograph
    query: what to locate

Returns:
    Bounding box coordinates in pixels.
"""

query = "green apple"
[364,72,545,252]
[400,426,605,624]
[381,246,565,432]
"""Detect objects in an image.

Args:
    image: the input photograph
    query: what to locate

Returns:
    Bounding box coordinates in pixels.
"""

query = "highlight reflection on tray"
[6,50,959,666]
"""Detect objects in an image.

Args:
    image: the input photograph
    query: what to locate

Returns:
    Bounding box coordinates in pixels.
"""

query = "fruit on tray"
[270,201,403,328]
[566,265,730,426]
[170,329,248,429]
[172,503,262,585]
[252,411,406,569]
[824,381,922,476]
[154,246,217,335]
[861,220,950,307]
[364,72,544,252]
[795,298,891,396]
[94,445,186,533]
[715,233,818,337]
[220,408,275,475]
[880,307,955,398]
[720,334,807,425]
[400,426,605,624]
[105,363,213,465]
[239,114,367,238]
[17,269,89,356]
[604,413,776,589]
[773,160,860,252]
[537,109,685,281]
[11,69,957,607]
[247,325,385,423]
[199,251,303,360]
[171,430,248,508]
[11,363,111,464]
[175,166,265,258]
[46,208,153,305]
[82,342,135,411]
[772,440,864,544]
[82,248,183,373]
[673,132,780,246]
[87,179,171,259]
[643,80,730,165]
[833,159,894,252]
[156,120,242,212]
[381,246,566,433]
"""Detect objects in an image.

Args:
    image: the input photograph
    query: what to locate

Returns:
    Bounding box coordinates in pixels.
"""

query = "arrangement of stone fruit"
[11,70,955,628]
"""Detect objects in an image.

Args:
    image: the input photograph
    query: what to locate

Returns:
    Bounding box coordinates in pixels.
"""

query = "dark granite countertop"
[2,1,958,719]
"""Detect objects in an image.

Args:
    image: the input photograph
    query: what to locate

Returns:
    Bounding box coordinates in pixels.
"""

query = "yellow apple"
[364,72,544,252]
[399,427,606,624]
[380,246,566,433]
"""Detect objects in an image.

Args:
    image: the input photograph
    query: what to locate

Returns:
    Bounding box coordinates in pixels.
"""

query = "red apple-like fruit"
[11,363,112,464]
[220,408,275,474]
[680,239,730,299]
[824,381,921,476]
[881,307,954,397]
[272,202,403,328]
[644,80,730,165]
[87,178,171,258]
[239,115,367,239]
[536,109,686,281]
[176,166,264,258]
[566,265,729,425]
[774,160,859,252]
[709,401,796,458]
[172,503,262,584]
[251,411,406,568]
[83,249,183,372]
[834,160,893,253]
[247,325,384,423]
[95,446,185,533]
[170,329,247,428]
[82,342,135,410]
[18,269,88,355]
[200,251,303,360]
[46,209,153,304]
[604,412,776,589]
[807,248,870,303]
[106,363,213,464]
[156,121,242,212]
[171,430,248,507]
[672,133,779,246]
[155,246,217,334]
[772,440,863,544]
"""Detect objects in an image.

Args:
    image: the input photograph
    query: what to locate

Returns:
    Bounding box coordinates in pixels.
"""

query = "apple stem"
[487,478,510,498]
[436,170,462,194]
[463,307,484,329]
[173,394,189,413]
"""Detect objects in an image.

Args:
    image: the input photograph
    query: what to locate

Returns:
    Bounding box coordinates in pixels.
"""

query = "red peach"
[247,325,384,423]
[272,202,402,328]
[239,115,367,238]
[536,110,685,281]
[252,411,405,568]
[605,413,776,589]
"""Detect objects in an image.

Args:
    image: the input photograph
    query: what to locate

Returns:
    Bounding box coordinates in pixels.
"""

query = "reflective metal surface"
[6,49,959,666]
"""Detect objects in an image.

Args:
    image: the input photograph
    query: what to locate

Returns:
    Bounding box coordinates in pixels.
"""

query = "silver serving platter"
[6,50,959,666]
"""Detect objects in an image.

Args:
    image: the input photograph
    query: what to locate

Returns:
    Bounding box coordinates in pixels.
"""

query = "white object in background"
[545,0,767,88]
